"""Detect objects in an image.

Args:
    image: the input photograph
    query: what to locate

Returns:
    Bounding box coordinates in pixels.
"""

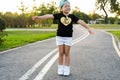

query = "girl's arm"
[32,14,54,20]
[77,20,94,34]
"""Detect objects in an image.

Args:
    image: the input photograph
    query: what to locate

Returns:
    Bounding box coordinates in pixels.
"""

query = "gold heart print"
[60,17,72,26]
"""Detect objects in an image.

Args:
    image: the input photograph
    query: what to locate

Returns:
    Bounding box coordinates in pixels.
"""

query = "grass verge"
[108,31,120,41]
[90,24,120,29]
[0,31,56,51]
[90,24,120,41]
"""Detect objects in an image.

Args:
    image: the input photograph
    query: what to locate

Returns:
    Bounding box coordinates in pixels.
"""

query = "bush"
[0,32,7,44]
[0,17,6,31]
[108,17,116,24]
[0,17,7,45]
[116,19,120,24]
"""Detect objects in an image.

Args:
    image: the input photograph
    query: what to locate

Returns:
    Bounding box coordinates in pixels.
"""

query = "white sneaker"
[58,65,64,75]
[63,66,70,76]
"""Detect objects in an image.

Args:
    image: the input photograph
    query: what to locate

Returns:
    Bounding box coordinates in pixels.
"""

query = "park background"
[0,0,120,51]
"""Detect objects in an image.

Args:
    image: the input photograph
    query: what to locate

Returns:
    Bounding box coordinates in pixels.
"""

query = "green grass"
[1,24,120,52]
[90,24,120,29]
[0,31,56,51]
[89,24,120,41]
[109,31,120,41]
[30,24,58,29]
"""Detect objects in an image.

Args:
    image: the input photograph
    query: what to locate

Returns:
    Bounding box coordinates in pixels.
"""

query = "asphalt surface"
[0,25,120,80]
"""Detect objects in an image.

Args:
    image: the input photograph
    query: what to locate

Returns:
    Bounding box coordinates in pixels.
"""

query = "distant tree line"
[0,0,120,44]
[0,0,120,29]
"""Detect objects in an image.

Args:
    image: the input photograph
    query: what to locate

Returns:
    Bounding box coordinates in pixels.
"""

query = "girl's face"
[61,4,71,14]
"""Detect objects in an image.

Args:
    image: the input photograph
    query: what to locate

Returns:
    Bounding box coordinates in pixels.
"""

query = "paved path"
[0,25,120,80]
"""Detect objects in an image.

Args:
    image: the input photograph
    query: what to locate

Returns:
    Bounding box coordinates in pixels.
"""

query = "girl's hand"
[32,16,39,21]
[88,29,94,35]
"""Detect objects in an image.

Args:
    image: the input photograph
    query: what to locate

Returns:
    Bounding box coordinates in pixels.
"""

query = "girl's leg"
[58,45,65,65]
[64,45,71,66]
[63,45,71,76]
[58,45,71,66]
[57,45,65,75]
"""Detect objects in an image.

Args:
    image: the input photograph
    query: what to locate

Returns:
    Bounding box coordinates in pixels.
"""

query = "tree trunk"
[101,1,108,24]
[102,7,108,24]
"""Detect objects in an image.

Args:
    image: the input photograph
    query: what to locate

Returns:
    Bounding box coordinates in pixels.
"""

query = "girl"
[32,0,93,76]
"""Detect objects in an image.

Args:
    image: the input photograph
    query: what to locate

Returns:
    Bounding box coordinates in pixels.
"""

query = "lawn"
[90,24,120,29]
[0,24,120,52]
[108,31,120,41]
[90,24,120,41]
[0,31,56,51]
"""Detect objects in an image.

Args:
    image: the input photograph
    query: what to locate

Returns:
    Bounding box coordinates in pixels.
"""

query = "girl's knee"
[59,52,64,56]
[65,52,70,57]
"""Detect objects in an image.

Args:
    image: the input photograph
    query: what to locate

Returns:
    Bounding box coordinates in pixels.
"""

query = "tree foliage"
[110,0,120,15]
[36,1,58,27]
[96,0,120,24]
[72,7,90,23]
[18,1,28,14]
[0,17,6,31]
[1,0,119,29]
[89,13,102,20]
[0,17,7,44]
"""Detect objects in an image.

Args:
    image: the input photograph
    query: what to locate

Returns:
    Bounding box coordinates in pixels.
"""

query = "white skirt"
[56,36,72,46]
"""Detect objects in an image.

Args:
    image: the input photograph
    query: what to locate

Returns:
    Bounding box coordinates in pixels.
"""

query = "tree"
[32,0,37,15]
[3,12,14,27]
[0,17,6,32]
[0,12,3,17]
[37,1,58,15]
[46,1,58,14]
[18,1,28,14]
[108,17,116,24]
[36,2,58,27]
[0,17,7,44]
[89,13,102,20]
[110,0,120,16]
[96,0,120,23]
[96,0,108,24]
[72,7,90,23]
